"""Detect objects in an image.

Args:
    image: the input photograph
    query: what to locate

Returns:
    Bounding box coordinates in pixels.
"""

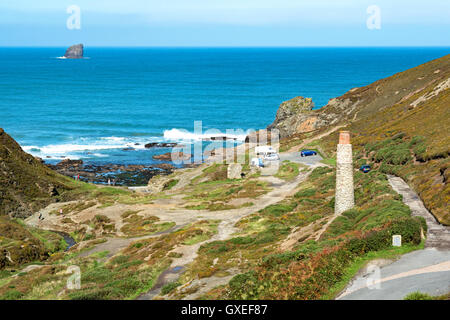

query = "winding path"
[337,175,450,300]
[387,175,450,249]
[138,168,314,300]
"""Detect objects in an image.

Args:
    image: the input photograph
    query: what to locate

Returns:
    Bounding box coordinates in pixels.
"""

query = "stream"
[53,231,77,251]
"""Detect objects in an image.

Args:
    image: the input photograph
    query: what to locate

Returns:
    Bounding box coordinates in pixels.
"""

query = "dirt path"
[387,175,450,249]
[138,168,314,300]
[78,224,186,258]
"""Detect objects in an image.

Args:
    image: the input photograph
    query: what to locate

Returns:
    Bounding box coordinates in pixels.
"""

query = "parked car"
[359,165,371,173]
[301,150,317,157]
[264,152,280,161]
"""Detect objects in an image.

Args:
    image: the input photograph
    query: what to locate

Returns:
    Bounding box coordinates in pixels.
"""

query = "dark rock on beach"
[144,142,178,149]
[47,159,175,187]
[64,44,84,59]
[153,163,175,171]
[153,152,191,161]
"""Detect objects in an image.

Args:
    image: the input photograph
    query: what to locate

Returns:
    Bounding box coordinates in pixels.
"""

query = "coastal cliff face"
[0,129,72,218]
[64,44,84,59]
[267,97,316,138]
[269,54,450,139]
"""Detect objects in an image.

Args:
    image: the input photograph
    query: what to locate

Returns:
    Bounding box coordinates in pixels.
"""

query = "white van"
[255,146,275,155]
[264,152,280,161]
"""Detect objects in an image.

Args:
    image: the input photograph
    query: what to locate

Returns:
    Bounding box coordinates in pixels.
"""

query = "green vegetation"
[0,217,67,269]
[0,220,217,300]
[404,291,450,300]
[183,167,270,211]
[323,241,424,300]
[164,179,179,190]
[275,161,301,181]
[161,281,181,295]
[120,211,175,238]
[193,163,425,300]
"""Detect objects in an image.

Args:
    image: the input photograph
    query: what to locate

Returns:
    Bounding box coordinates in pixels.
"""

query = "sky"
[0,0,449,47]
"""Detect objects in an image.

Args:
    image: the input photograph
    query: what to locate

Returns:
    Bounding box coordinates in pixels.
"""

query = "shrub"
[310,167,333,179]
[261,203,297,217]
[161,281,181,295]
[164,179,179,190]
[1,289,24,300]
[94,215,111,223]
[229,236,254,245]
[228,271,259,300]
[294,188,316,198]
[404,292,433,300]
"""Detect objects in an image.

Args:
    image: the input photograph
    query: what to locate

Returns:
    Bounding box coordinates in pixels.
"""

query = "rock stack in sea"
[64,44,84,59]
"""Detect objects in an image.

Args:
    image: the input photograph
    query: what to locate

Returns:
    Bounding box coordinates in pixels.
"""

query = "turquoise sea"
[0,47,448,165]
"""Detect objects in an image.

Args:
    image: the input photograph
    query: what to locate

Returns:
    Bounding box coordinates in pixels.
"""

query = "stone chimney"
[335,131,355,214]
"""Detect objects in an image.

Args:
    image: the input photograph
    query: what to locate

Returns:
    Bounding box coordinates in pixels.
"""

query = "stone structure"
[227,163,242,179]
[335,131,355,214]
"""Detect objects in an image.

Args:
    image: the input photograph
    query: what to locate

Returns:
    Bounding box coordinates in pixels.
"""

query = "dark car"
[359,165,371,173]
[301,150,317,157]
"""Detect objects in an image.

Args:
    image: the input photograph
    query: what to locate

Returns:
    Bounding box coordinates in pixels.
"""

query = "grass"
[275,161,301,181]
[321,158,336,166]
[120,211,175,238]
[404,291,450,300]
[183,175,270,211]
[164,179,179,190]
[190,159,426,300]
[161,281,181,295]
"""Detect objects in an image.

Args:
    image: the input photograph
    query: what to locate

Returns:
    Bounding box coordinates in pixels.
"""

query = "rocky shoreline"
[35,138,238,186]
[45,159,173,186]
[44,155,199,187]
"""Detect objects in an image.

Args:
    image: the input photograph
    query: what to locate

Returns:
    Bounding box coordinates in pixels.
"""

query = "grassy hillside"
[0,128,80,218]
[282,54,450,225]
[319,67,449,225]
[271,55,450,139]
[190,167,424,300]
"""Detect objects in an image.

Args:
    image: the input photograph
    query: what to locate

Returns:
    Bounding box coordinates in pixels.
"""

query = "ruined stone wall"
[335,143,355,214]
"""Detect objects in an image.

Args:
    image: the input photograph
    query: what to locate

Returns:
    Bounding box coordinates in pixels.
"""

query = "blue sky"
[0,0,449,46]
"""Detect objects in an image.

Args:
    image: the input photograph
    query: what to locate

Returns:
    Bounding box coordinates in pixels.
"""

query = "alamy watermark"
[366,5,381,30]
[366,264,382,290]
[168,121,280,175]
[66,265,81,290]
[67,5,81,30]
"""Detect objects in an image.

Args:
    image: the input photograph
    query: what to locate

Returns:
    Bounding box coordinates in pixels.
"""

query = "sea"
[0,47,448,166]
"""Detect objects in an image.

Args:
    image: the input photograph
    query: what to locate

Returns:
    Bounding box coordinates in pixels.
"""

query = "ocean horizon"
[1,46,448,165]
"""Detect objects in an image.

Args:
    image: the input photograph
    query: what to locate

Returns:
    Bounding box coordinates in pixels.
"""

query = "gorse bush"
[366,135,414,165]
[409,136,427,161]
